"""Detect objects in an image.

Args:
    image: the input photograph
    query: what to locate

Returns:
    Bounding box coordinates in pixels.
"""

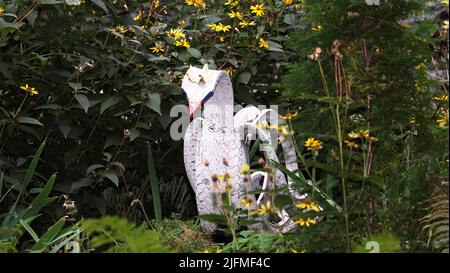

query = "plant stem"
[336,103,351,251]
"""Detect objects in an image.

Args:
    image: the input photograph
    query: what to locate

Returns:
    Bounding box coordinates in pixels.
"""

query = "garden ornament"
[181,65,307,233]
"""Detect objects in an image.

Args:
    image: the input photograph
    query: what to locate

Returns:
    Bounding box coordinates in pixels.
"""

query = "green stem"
[336,104,350,251]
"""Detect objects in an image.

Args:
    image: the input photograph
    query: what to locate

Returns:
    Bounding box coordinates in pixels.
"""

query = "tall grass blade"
[147,144,162,223]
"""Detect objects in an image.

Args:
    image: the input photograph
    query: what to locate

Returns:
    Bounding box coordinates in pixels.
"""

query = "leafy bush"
[153,214,212,252]
[81,215,172,252]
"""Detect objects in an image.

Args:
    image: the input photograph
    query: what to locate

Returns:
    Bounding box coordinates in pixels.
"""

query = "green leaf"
[284,13,296,25]
[91,0,109,14]
[249,137,261,161]
[129,128,140,142]
[147,144,162,223]
[100,95,121,114]
[238,72,251,84]
[274,195,292,209]
[103,172,119,187]
[29,217,66,252]
[58,120,71,138]
[267,41,284,52]
[74,94,90,114]
[270,160,342,212]
[86,164,104,175]
[187,48,202,59]
[197,214,227,225]
[40,0,64,4]
[16,117,43,126]
[19,219,39,243]
[146,93,161,115]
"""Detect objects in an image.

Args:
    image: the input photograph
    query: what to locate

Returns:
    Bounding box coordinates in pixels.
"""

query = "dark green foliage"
[153,214,213,252]
[280,0,447,250]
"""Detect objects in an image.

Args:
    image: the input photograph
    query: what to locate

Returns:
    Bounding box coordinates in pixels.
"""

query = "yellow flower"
[167,28,186,40]
[228,10,243,20]
[437,109,448,128]
[224,182,233,192]
[259,38,269,49]
[20,84,39,95]
[348,129,377,141]
[442,0,449,5]
[282,0,294,5]
[344,140,360,149]
[153,0,160,8]
[0,7,5,14]
[281,111,298,121]
[178,19,186,26]
[304,137,323,151]
[238,20,256,28]
[254,201,273,215]
[150,43,165,53]
[218,172,232,182]
[291,249,306,253]
[185,0,206,9]
[443,20,449,30]
[210,23,231,32]
[240,164,250,175]
[175,38,190,48]
[110,25,127,34]
[295,200,320,212]
[312,23,322,31]
[225,67,235,75]
[250,4,265,17]
[225,0,240,8]
[433,95,448,101]
[133,9,143,21]
[294,218,317,227]
[209,23,232,32]
[239,198,254,208]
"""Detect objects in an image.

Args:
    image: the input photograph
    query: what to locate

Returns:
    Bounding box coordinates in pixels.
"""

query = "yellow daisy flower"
[344,140,360,149]
[250,4,265,17]
[259,38,269,49]
[150,43,165,53]
[175,39,191,48]
[240,164,250,175]
[304,137,323,151]
[19,84,39,95]
[294,218,317,227]
[239,198,254,208]
[167,28,186,40]
[185,0,205,9]
[295,200,320,212]
[238,20,256,28]
[437,109,448,128]
[228,10,243,20]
